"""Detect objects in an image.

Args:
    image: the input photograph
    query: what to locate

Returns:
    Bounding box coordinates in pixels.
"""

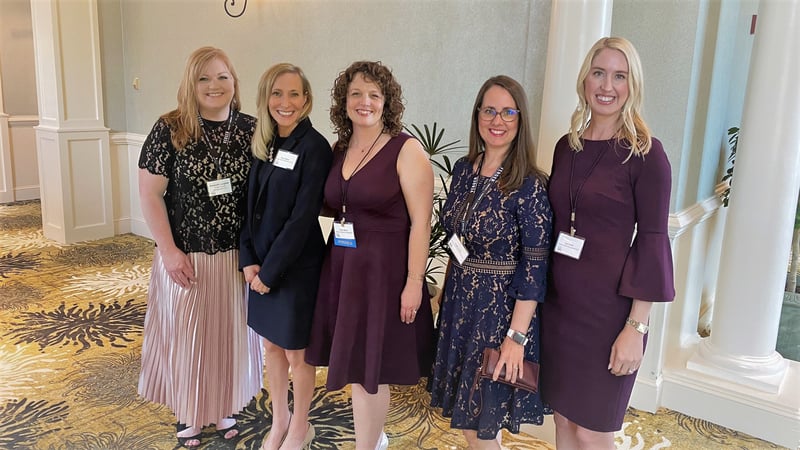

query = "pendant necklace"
[267,137,276,163]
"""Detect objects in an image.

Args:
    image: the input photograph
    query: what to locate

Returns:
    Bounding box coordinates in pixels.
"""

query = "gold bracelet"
[407,272,424,281]
[625,317,649,334]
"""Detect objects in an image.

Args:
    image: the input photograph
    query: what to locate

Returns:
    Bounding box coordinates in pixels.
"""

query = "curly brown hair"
[330,61,405,152]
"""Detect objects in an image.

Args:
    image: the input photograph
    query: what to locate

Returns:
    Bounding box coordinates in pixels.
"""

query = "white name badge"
[333,222,357,248]
[206,178,233,197]
[554,231,585,259]
[274,150,299,170]
[447,233,469,264]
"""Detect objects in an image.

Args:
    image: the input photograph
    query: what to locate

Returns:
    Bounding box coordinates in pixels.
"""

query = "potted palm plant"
[405,123,464,315]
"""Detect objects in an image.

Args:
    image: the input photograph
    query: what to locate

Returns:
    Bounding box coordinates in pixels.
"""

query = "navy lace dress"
[428,156,552,439]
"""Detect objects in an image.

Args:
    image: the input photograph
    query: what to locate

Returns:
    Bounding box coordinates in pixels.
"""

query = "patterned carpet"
[0,200,787,450]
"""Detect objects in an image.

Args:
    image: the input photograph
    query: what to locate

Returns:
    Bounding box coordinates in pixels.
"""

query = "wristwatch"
[625,317,649,334]
[506,328,529,346]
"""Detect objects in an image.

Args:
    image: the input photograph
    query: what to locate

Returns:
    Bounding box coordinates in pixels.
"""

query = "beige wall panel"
[67,137,108,227]
[10,117,40,200]
[58,1,102,124]
[36,132,65,233]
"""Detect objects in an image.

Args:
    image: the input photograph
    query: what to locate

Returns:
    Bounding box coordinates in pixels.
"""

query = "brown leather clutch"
[468,347,540,416]
[478,347,539,393]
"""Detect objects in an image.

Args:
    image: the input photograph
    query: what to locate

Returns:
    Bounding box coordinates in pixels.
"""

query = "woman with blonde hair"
[541,37,675,449]
[240,63,332,450]
[137,46,263,448]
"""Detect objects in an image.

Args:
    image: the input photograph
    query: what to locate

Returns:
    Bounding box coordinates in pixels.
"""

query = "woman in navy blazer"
[240,63,332,450]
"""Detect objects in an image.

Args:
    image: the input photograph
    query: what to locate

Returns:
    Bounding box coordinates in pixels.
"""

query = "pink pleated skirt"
[138,249,263,427]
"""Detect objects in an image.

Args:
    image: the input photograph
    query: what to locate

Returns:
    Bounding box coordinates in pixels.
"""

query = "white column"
[30,0,113,243]
[0,58,14,203]
[687,0,800,393]
[535,0,612,173]
[520,0,612,444]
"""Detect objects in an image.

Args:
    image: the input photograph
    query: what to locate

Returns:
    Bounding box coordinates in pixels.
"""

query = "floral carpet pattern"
[0,200,787,449]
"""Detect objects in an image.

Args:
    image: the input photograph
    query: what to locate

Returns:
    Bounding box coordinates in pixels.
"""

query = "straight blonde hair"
[162,46,241,151]
[569,37,652,161]
[252,63,313,161]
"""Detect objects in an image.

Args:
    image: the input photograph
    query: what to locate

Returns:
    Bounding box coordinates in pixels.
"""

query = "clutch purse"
[468,347,540,416]
[478,347,539,392]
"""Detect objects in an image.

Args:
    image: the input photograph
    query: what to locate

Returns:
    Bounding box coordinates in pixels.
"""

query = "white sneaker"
[375,431,388,450]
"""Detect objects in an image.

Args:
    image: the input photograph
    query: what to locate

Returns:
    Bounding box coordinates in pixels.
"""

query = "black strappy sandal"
[216,420,240,440]
[176,422,202,448]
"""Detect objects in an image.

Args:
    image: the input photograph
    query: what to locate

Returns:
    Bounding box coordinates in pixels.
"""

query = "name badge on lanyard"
[207,178,233,197]
[554,231,585,259]
[447,233,469,264]
[333,222,357,248]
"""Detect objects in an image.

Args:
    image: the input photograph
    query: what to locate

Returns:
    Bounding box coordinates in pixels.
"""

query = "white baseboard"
[661,361,800,448]
[14,186,40,201]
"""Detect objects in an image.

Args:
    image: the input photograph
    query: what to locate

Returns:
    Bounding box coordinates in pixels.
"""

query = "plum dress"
[305,133,435,393]
[428,156,552,439]
[541,136,675,432]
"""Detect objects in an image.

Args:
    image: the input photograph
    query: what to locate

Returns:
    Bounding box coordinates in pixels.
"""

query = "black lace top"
[138,112,256,254]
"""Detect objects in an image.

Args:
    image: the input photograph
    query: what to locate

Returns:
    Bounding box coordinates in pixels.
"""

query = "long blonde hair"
[252,63,313,161]
[568,37,651,160]
[161,46,241,151]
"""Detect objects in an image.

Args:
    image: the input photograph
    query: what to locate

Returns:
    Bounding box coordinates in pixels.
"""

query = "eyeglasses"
[477,107,520,122]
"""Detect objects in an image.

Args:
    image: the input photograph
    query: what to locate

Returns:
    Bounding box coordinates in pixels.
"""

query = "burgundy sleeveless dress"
[305,133,435,394]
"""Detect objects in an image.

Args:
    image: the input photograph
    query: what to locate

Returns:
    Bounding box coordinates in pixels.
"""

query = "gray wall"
[4,0,759,216]
[612,0,754,211]
[0,0,38,115]
[98,0,127,132]
[110,0,551,149]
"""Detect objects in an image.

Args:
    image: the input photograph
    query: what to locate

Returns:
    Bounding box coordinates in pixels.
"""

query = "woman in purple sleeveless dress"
[541,37,675,450]
[305,61,435,450]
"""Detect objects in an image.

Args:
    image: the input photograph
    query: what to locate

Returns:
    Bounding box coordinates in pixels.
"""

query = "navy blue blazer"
[239,118,333,288]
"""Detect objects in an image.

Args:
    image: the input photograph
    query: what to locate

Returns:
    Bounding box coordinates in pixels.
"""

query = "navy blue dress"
[428,156,552,439]
[240,118,332,349]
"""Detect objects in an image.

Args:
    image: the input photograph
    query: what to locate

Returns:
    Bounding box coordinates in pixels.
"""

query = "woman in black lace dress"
[429,76,552,449]
[137,46,263,448]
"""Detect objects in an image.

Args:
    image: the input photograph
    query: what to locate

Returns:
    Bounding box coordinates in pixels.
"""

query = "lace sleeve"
[138,119,174,176]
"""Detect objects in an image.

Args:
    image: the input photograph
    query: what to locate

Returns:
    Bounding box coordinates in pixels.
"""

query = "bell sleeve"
[618,138,676,302]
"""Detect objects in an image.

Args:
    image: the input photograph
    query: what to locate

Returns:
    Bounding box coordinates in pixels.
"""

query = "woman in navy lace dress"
[429,75,552,449]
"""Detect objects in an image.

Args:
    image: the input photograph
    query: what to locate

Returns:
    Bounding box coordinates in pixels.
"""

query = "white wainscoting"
[4,116,40,202]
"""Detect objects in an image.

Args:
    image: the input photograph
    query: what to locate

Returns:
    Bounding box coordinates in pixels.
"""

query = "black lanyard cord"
[340,131,383,222]
[568,142,608,235]
[198,109,235,179]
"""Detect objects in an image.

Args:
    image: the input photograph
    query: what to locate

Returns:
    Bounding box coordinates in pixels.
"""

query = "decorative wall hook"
[224,0,247,18]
